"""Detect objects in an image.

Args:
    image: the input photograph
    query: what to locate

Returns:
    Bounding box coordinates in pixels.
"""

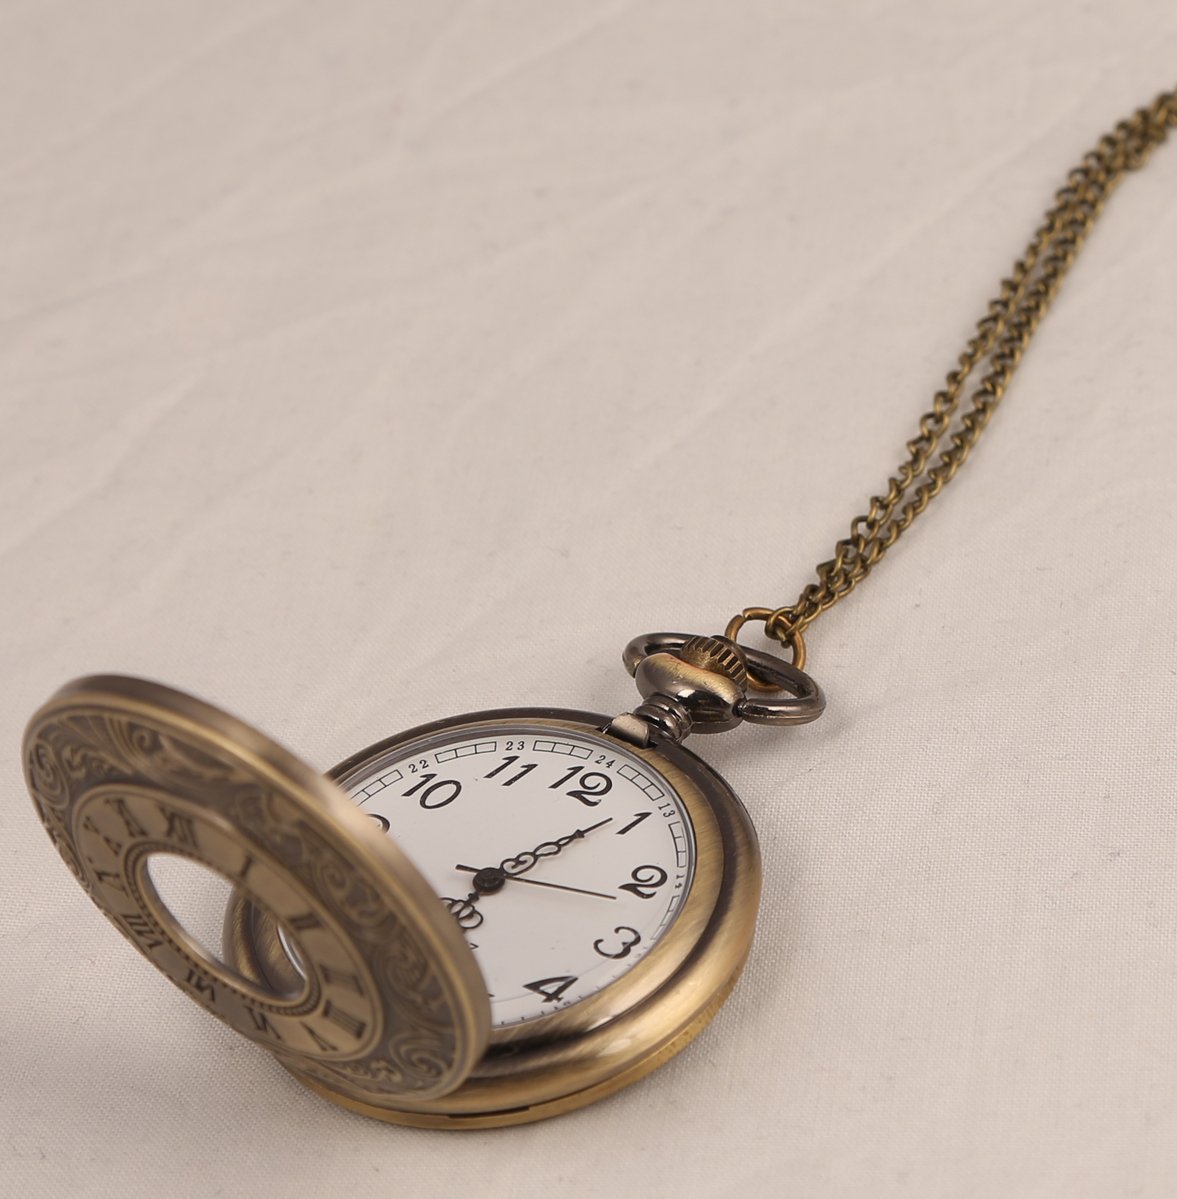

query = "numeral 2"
[619,865,668,899]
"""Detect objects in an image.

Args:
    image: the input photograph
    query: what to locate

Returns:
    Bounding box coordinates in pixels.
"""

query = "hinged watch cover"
[22,675,489,1105]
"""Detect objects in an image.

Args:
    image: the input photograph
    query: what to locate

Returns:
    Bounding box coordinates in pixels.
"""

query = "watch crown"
[618,632,752,743]
[677,635,748,687]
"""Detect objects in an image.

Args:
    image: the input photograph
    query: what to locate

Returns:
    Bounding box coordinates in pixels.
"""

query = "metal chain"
[729,88,1177,667]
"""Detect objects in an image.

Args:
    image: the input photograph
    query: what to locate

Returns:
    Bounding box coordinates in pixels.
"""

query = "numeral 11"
[485,756,538,787]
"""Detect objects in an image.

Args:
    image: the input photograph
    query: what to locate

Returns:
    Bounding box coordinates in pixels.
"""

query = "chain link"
[733,88,1177,660]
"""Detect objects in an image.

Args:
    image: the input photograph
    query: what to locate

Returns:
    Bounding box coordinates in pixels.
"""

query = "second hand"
[453,865,616,901]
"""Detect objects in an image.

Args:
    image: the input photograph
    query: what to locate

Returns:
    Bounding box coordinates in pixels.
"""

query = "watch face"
[331,719,697,1030]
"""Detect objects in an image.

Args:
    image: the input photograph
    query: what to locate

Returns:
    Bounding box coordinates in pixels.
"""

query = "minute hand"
[498,817,612,878]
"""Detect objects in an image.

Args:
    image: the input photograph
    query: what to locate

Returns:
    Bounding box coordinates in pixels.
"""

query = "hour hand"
[439,892,483,929]
[496,817,613,879]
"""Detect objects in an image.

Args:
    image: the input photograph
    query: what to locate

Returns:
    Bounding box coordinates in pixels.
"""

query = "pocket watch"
[23,637,822,1128]
[21,88,1177,1129]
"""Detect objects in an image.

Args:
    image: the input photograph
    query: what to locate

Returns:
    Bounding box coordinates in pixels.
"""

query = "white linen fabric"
[2,3,1176,1197]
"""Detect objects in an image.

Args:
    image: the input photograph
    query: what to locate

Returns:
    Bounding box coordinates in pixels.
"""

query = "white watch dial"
[338,722,696,1029]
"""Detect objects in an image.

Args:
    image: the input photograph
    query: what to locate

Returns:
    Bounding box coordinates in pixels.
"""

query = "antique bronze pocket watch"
[22,90,1176,1129]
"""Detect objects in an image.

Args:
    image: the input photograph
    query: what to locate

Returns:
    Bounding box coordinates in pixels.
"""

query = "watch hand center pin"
[471,866,506,895]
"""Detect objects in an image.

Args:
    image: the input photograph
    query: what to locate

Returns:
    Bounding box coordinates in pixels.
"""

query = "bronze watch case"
[24,675,762,1129]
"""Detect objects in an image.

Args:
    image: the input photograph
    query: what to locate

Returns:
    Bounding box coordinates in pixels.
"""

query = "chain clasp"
[724,606,808,676]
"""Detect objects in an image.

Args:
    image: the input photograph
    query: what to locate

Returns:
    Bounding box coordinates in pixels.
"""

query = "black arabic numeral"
[403,774,462,809]
[484,755,517,778]
[548,766,613,805]
[485,755,538,786]
[593,926,641,960]
[619,864,668,899]
[524,975,578,1003]
[567,771,612,807]
[367,812,390,833]
[616,811,651,836]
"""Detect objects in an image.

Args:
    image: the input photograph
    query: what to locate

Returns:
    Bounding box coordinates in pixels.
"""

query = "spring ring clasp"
[724,606,808,676]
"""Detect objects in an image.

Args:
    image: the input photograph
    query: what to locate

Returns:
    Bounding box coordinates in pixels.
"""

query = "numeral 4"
[523,975,578,1003]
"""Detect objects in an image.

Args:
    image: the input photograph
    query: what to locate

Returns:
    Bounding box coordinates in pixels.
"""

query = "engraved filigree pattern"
[23,686,483,1103]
